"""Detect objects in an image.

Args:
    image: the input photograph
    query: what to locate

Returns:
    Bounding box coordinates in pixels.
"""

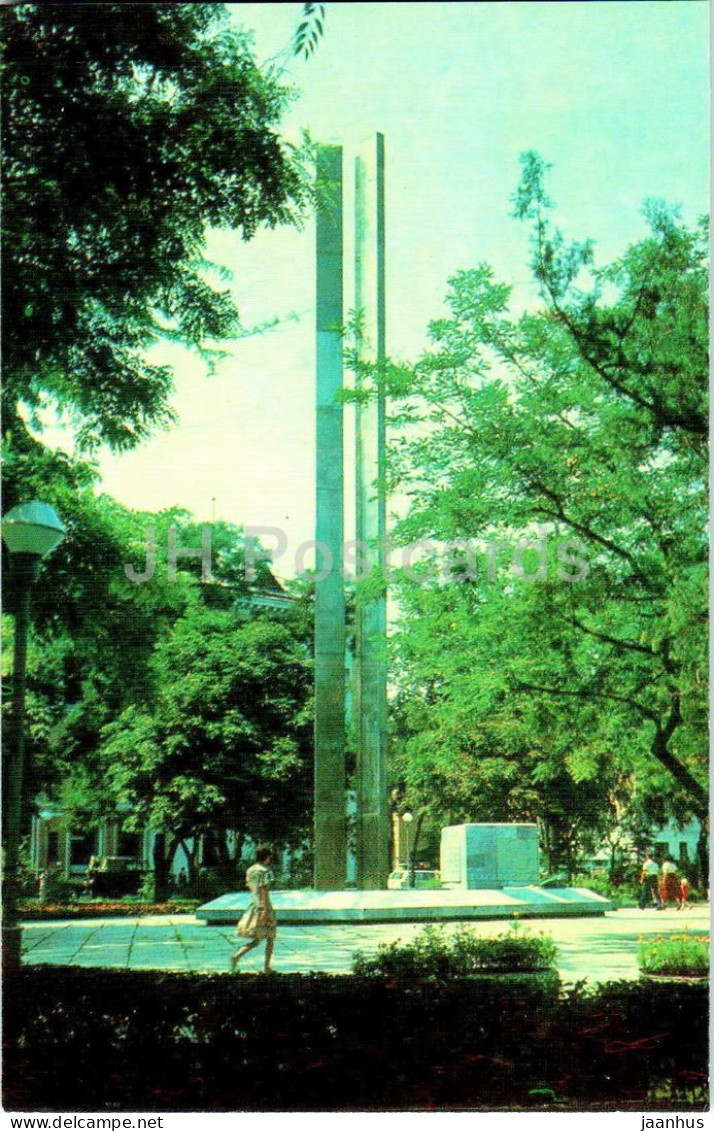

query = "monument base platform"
[196,886,611,924]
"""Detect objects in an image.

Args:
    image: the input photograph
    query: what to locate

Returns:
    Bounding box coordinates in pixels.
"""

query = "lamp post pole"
[402,811,414,888]
[2,503,65,975]
[3,554,39,971]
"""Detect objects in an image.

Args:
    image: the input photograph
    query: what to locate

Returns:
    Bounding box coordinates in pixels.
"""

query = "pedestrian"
[677,875,691,910]
[638,852,661,909]
[659,856,679,909]
[230,845,277,973]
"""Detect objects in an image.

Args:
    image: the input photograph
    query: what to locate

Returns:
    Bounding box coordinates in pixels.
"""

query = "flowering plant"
[19,900,199,920]
[637,931,709,976]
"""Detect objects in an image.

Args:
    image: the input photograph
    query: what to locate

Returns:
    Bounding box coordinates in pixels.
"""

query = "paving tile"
[82,944,129,952]
[19,904,710,979]
[134,939,184,946]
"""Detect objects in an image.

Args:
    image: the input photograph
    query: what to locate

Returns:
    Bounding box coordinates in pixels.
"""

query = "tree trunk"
[214,831,229,867]
[176,837,198,883]
[166,835,182,880]
[652,708,708,812]
[233,830,246,866]
[187,840,199,883]
[695,815,709,891]
[152,832,170,902]
[542,817,565,876]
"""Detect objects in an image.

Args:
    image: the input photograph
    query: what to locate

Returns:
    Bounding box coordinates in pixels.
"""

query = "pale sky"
[57,1,709,576]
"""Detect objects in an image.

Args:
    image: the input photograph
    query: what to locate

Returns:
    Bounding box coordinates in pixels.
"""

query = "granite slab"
[196,886,611,924]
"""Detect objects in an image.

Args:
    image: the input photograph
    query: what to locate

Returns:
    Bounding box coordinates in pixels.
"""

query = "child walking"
[230,845,277,973]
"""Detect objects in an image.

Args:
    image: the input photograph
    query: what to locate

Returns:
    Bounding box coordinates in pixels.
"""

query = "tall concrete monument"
[354,135,389,888]
[313,137,389,890]
[313,145,347,889]
[199,140,610,919]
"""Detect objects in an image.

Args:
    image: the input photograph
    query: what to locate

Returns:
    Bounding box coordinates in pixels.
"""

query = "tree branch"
[560,613,653,656]
[511,677,658,722]
[532,217,707,436]
[516,468,639,566]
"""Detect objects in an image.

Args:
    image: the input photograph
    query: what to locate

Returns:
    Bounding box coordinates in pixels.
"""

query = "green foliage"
[3,460,312,865]
[3,488,198,814]
[6,967,707,1110]
[3,450,312,854]
[3,2,307,451]
[272,850,314,891]
[352,920,557,978]
[138,872,157,903]
[386,155,708,872]
[2,4,315,843]
[293,3,325,59]
[99,603,313,851]
[637,931,709,977]
[19,899,199,921]
[570,873,635,903]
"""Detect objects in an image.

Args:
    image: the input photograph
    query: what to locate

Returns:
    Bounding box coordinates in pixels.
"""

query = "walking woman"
[659,856,680,910]
[231,845,277,973]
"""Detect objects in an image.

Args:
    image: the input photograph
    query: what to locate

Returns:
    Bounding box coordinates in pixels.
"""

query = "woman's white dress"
[236,863,276,940]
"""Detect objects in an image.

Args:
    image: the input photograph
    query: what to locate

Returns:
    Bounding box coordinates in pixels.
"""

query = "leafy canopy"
[385,155,707,869]
[100,604,313,849]
[3,2,308,451]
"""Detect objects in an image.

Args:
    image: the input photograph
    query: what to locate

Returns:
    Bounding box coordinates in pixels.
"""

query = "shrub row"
[353,922,557,976]
[19,900,199,921]
[4,966,707,1111]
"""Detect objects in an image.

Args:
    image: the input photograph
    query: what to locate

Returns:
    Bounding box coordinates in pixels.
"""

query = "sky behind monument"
[78,1,708,575]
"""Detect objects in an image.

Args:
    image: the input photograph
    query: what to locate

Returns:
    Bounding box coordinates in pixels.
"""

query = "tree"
[389,569,622,876]
[1,481,194,837]
[2,3,319,893]
[3,3,308,452]
[386,156,708,875]
[3,468,293,858]
[99,603,313,896]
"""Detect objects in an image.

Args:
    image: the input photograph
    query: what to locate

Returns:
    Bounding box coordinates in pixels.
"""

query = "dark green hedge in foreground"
[3,967,708,1111]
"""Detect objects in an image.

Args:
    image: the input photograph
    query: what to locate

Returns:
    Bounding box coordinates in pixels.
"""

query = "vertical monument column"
[354,134,389,889]
[314,145,347,889]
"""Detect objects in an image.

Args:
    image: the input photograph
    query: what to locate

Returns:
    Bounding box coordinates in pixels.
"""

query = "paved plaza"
[21,904,709,984]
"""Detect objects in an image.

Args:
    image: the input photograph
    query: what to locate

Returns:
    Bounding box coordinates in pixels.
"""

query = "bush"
[179,866,242,902]
[352,920,557,978]
[19,900,199,921]
[138,871,156,902]
[3,967,707,1111]
[272,851,314,891]
[638,932,709,977]
[570,873,640,906]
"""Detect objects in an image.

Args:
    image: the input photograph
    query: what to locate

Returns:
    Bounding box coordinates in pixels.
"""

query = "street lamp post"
[2,502,65,974]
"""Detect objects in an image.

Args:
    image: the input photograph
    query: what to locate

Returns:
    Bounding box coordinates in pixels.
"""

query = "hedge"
[3,967,707,1111]
[19,901,199,921]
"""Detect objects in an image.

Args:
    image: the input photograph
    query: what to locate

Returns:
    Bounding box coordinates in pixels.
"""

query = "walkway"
[21,904,709,984]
